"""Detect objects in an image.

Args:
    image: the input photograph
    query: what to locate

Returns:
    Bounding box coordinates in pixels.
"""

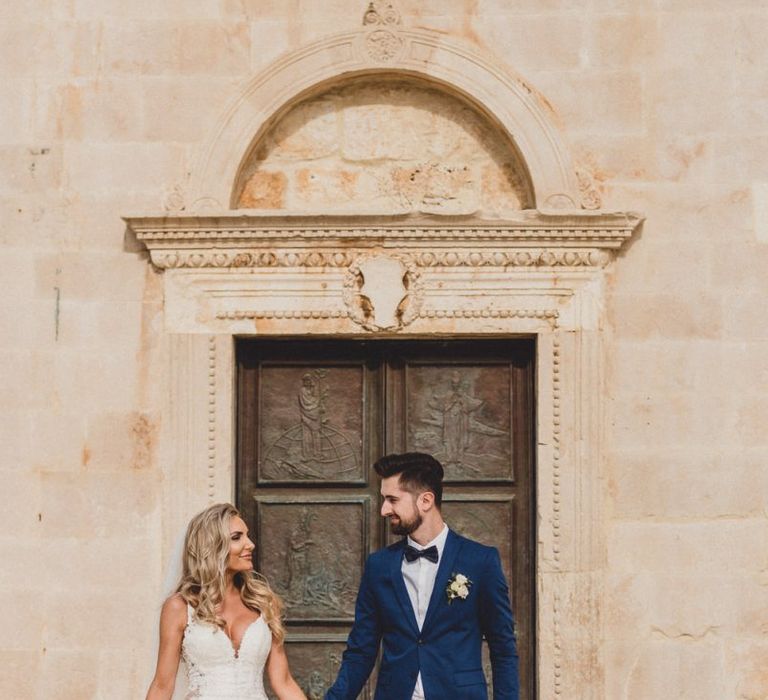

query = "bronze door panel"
[405,362,514,482]
[257,363,367,485]
[255,497,370,623]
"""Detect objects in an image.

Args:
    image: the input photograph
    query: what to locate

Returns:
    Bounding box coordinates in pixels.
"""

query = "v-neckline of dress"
[223,615,264,659]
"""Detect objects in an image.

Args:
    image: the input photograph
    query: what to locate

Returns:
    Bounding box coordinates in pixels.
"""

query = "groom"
[325,452,519,700]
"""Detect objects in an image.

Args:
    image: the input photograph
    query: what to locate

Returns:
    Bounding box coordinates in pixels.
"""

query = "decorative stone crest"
[364,29,404,63]
[362,1,401,26]
[342,253,422,331]
[575,166,602,210]
[362,1,403,63]
[162,184,186,213]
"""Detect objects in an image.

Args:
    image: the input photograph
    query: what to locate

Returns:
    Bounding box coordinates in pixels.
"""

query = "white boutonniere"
[445,572,472,604]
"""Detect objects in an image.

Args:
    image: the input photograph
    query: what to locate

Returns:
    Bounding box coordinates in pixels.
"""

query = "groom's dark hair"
[373,452,444,507]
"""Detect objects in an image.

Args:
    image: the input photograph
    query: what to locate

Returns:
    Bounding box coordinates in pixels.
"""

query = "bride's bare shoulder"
[161,593,188,624]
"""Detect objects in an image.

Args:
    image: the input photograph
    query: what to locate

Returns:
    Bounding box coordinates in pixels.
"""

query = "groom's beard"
[388,512,422,537]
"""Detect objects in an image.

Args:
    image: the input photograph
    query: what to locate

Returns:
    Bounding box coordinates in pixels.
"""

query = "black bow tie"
[404,544,439,564]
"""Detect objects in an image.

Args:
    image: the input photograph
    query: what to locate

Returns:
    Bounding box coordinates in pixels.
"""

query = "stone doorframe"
[125,19,643,700]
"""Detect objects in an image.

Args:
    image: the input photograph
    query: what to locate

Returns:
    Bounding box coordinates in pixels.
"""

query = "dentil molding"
[126,211,641,269]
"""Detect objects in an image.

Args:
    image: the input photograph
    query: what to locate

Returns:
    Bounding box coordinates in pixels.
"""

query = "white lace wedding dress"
[181,604,272,699]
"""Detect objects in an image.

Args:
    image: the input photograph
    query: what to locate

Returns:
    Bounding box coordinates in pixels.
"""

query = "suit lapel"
[421,529,463,633]
[389,541,420,635]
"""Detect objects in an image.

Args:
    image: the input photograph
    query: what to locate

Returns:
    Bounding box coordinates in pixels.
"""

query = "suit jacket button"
[417,638,423,645]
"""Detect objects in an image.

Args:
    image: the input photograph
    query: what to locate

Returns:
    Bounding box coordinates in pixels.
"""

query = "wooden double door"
[236,338,536,699]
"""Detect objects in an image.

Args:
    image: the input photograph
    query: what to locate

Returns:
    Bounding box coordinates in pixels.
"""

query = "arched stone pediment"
[181,25,591,213]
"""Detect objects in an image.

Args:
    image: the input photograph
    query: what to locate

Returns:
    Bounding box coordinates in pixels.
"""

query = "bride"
[146,503,307,700]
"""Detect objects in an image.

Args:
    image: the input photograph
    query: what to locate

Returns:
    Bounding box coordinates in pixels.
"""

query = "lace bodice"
[182,605,271,700]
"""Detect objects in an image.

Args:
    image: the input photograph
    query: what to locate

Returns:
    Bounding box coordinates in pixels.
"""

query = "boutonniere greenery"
[445,572,472,604]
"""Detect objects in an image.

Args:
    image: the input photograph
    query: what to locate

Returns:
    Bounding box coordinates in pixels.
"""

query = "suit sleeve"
[479,547,520,700]
[324,556,382,700]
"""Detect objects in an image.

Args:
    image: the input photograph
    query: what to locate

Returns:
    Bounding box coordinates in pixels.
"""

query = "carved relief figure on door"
[261,368,361,482]
[409,366,513,481]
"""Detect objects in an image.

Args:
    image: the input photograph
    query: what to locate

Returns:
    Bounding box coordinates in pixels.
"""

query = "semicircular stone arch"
[186,28,584,212]
[232,74,534,216]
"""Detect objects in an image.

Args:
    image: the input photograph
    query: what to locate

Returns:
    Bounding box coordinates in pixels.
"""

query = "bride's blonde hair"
[176,503,285,644]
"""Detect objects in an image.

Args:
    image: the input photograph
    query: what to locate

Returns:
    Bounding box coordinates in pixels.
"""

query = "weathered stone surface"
[234,79,533,214]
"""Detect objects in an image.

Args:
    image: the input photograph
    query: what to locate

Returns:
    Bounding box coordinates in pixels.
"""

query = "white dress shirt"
[401,523,449,700]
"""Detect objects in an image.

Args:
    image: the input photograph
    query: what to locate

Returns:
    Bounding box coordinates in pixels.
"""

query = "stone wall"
[1,1,767,698]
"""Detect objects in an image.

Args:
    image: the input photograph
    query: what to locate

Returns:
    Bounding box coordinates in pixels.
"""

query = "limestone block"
[51,79,147,141]
[603,572,654,640]
[473,13,583,71]
[0,650,38,699]
[98,648,146,700]
[84,411,160,472]
[0,411,32,468]
[53,300,145,349]
[620,638,727,700]
[608,521,768,577]
[64,142,185,194]
[0,351,56,410]
[0,144,64,196]
[101,20,181,76]
[646,66,735,135]
[249,19,291,71]
[51,349,143,415]
[37,649,99,700]
[40,471,157,539]
[607,340,701,395]
[573,133,654,184]
[1,251,36,300]
[607,388,739,449]
[46,588,155,650]
[0,80,35,143]
[728,640,768,700]
[635,574,767,640]
[260,99,340,162]
[604,183,753,240]
[142,78,239,142]
[0,588,44,649]
[0,536,41,591]
[0,21,99,78]
[721,291,768,341]
[239,170,288,208]
[178,21,251,75]
[476,0,613,13]
[27,410,87,472]
[608,291,723,340]
[610,234,720,293]
[71,0,174,19]
[34,252,148,302]
[43,537,157,591]
[341,103,417,161]
[288,167,365,209]
[589,14,656,69]
[608,447,768,520]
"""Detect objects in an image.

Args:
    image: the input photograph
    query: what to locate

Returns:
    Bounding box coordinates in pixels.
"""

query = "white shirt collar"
[407,523,449,555]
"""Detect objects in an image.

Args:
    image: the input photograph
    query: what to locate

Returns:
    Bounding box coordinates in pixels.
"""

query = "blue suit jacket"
[325,529,520,700]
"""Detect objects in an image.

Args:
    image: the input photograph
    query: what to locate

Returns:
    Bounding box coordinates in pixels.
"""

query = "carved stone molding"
[125,211,641,270]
